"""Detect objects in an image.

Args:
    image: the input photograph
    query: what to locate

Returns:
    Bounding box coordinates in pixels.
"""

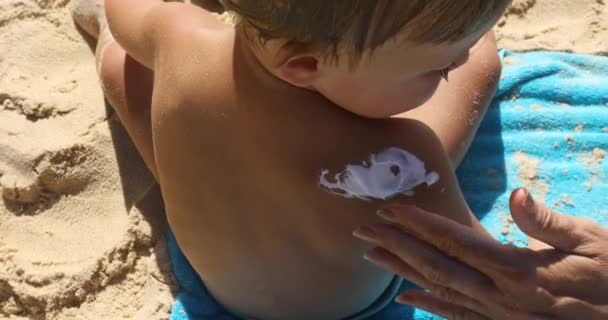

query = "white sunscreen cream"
[319,147,439,201]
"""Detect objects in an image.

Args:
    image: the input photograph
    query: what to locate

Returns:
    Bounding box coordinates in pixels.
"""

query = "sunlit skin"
[355,188,608,320]
[255,27,493,119]
[72,0,505,319]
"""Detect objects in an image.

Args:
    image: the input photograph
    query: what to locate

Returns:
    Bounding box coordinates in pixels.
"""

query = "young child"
[71,0,510,319]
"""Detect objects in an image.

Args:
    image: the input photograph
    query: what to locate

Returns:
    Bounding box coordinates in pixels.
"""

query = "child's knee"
[97,41,126,95]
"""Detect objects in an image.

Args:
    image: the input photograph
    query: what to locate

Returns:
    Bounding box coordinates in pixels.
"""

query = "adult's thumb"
[509,188,589,253]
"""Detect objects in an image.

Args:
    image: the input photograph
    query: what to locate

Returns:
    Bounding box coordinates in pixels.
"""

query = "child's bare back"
[73,0,508,318]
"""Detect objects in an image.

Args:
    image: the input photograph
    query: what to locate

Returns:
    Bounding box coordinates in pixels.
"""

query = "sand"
[0,0,606,319]
[0,0,175,319]
[496,0,608,54]
[513,151,551,204]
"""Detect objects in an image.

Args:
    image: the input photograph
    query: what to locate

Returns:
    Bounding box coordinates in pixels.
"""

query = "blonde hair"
[222,0,510,63]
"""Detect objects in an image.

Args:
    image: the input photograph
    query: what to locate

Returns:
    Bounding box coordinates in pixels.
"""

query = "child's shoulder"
[146,2,227,34]
[106,0,232,70]
[149,5,236,101]
[145,3,232,60]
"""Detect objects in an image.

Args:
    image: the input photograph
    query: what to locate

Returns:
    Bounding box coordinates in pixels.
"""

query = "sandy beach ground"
[1,0,606,319]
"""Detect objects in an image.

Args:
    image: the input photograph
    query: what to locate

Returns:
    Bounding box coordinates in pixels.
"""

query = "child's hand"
[353,188,608,320]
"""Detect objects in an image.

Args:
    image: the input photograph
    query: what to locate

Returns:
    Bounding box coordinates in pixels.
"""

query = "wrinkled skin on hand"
[353,188,608,320]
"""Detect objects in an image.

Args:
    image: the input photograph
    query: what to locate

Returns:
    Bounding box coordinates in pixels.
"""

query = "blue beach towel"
[167,50,608,320]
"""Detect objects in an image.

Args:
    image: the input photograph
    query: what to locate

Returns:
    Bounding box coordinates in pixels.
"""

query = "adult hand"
[353,188,608,320]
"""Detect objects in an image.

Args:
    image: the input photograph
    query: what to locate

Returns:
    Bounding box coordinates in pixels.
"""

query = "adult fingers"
[354,223,499,304]
[364,246,435,290]
[397,290,491,320]
[365,247,519,318]
[426,287,490,317]
[375,205,532,275]
[528,236,552,250]
[400,290,559,320]
[365,247,502,317]
[371,206,554,312]
[509,188,603,254]
[550,297,608,320]
[400,288,547,320]
[396,290,556,320]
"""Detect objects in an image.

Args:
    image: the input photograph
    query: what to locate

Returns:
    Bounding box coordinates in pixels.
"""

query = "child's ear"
[273,55,320,88]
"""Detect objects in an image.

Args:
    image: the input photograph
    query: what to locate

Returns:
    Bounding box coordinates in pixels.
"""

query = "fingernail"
[377,208,397,221]
[363,252,379,263]
[364,248,391,262]
[522,188,535,211]
[353,226,377,241]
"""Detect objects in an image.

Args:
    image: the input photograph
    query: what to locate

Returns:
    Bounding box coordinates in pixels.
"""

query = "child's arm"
[104,0,165,68]
[398,31,502,167]
[105,0,218,69]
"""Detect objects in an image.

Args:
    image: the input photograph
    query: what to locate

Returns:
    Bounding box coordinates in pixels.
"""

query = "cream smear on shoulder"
[319,147,439,201]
